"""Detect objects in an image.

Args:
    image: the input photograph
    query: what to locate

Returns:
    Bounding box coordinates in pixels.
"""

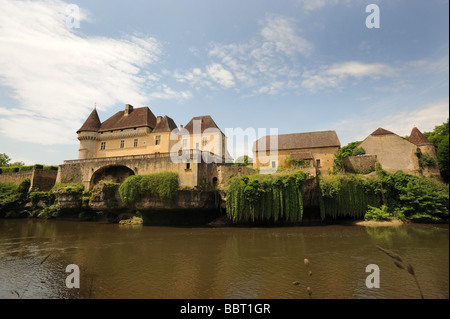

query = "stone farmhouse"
[354,127,441,178]
[252,130,341,173]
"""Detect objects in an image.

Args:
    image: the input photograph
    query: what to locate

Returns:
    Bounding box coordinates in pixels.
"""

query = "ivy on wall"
[226,170,307,223]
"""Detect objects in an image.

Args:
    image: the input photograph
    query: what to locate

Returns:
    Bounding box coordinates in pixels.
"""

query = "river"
[0,219,448,299]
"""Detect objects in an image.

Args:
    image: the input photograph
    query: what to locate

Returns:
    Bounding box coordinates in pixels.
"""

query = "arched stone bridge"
[56,151,254,189]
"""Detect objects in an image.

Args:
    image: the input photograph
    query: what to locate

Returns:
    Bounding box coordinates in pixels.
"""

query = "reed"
[14,253,51,299]
[376,246,424,299]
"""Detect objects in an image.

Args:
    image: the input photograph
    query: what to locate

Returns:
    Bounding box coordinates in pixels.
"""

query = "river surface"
[0,219,448,299]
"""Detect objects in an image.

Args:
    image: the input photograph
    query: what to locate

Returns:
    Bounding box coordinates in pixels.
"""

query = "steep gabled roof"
[184,115,222,134]
[253,130,341,152]
[153,115,178,133]
[98,106,157,132]
[409,127,433,146]
[370,128,395,136]
[77,108,101,133]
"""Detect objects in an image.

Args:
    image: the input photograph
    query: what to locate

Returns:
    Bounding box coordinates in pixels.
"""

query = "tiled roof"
[253,130,341,152]
[409,127,433,145]
[98,106,157,132]
[153,115,178,133]
[184,115,222,134]
[370,128,395,135]
[77,108,101,133]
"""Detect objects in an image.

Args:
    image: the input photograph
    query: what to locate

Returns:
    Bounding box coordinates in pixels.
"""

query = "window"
[100,142,106,150]
[316,159,321,167]
[155,135,161,145]
[134,139,138,147]
[186,163,190,170]
[271,161,276,168]
[120,140,124,148]
[202,137,208,146]
[182,139,188,148]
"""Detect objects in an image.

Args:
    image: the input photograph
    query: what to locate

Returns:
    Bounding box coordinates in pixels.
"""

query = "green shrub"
[285,156,311,168]
[352,147,366,156]
[37,204,61,219]
[364,205,392,221]
[319,170,449,222]
[17,178,31,194]
[51,183,84,195]
[119,172,179,206]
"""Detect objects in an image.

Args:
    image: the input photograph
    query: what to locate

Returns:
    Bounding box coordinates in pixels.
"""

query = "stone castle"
[1,103,441,190]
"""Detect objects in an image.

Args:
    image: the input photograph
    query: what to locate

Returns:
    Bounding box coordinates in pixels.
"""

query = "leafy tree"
[0,153,11,166]
[332,141,362,173]
[235,155,253,166]
[437,135,449,182]
[423,119,449,182]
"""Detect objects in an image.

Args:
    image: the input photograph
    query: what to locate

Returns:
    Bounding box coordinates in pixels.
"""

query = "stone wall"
[30,169,58,191]
[0,171,33,186]
[0,169,57,191]
[343,155,377,174]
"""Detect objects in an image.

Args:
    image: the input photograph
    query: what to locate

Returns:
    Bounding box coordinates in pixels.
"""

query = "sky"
[0,0,448,165]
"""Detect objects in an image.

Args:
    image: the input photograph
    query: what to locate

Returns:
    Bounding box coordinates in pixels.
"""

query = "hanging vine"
[226,170,307,223]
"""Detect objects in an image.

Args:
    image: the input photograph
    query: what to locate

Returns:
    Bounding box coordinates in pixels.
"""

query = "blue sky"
[0,0,448,165]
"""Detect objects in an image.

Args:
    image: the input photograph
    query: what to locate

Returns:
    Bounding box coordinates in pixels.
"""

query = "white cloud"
[204,15,311,95]
[301,61,395,92]
[334,98,449,145]
[260,16,313,57]
[0,0,188,145]
[206,64,235,89]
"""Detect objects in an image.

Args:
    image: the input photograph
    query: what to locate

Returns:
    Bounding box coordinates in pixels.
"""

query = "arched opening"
[90,165,135,188]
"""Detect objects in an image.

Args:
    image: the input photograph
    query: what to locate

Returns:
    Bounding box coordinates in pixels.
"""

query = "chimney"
[156,116,162,124]
[180,125,184,130]
[125,104,133,115]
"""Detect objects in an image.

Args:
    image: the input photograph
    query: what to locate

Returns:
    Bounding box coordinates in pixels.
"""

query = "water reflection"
[0,219,448,299]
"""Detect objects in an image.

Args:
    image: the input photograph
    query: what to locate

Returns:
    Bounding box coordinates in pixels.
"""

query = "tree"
[423,119,449,183]
[332,141,362,173]
[437,135,449,183]
[235,155,253,166]
[0,153,11,166]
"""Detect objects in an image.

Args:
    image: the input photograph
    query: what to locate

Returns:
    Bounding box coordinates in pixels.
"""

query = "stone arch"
[90,165,135,188]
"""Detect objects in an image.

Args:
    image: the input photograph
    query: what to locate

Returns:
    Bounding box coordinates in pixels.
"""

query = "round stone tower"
[77,108,101,159]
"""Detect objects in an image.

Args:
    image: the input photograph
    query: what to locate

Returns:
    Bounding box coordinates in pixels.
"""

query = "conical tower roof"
[77,108,101,133]
[409,127,433,146]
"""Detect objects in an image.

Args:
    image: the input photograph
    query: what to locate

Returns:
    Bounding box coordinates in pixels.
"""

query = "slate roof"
[253,130,341,152]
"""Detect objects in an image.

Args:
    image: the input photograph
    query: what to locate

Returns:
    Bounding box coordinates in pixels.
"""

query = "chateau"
[2,103,436,191]
[77,104,228,161]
